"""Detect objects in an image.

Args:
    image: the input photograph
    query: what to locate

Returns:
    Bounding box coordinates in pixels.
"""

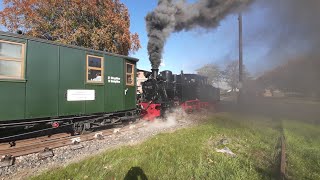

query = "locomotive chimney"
[151,69,159,79]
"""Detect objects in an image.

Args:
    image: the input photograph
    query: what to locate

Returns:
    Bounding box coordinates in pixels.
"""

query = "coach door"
[104,56,125,112]
[124,60,136,110]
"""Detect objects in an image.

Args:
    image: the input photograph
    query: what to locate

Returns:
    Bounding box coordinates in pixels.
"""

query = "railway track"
[278,120,287,180]
[0,121,145,167]
[280,135,286,180]
[272,118,287,180]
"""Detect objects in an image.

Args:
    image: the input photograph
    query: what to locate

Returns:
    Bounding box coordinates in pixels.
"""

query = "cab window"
[86,55,104,83]
[126,62,134,86]
[0,40,25,79]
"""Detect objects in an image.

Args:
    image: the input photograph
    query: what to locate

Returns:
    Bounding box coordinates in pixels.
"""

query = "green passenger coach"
[0,31,139,138]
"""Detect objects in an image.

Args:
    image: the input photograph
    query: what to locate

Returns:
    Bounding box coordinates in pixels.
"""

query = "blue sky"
[0,0,306,76]
[121,0,273,75]
[122,0,242,73]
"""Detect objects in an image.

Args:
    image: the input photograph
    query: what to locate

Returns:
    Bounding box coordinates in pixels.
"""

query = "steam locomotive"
[138,69,220,120]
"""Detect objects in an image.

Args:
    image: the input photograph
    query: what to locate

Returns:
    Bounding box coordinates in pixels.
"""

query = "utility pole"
[238,13,243,104]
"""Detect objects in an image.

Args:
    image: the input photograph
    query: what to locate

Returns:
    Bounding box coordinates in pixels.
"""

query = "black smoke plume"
[146,0,252,69]
[251,0,320,70]
[251,0,320,97]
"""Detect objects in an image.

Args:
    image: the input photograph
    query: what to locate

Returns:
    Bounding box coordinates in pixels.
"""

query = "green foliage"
[31,113,280,180]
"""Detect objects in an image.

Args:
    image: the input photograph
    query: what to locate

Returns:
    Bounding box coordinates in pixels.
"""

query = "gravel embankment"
[0,109,208,180]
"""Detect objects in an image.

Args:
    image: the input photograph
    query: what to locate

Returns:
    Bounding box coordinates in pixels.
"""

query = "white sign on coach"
[67,90,95,101]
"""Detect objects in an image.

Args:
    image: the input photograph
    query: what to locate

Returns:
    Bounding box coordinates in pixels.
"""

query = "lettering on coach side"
[107,76,121,84]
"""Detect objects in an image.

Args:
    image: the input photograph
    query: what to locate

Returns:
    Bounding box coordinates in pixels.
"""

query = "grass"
[31,113,281,180]
[283,120,320,180]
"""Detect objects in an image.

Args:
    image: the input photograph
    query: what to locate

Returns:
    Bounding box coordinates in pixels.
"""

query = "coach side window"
[126,62,134,86]
[86,55,104,83]
[0,40,25,79]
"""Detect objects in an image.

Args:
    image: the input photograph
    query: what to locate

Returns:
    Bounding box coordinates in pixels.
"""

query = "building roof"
[137,69,151,73]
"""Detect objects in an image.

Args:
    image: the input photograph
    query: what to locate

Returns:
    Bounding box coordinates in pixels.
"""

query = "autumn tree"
[0,0,141,55]
[222,60,250,91]
[196,63,222,86]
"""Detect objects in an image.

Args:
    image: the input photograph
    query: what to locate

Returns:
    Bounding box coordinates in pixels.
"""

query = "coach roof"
[0,31,139,62]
